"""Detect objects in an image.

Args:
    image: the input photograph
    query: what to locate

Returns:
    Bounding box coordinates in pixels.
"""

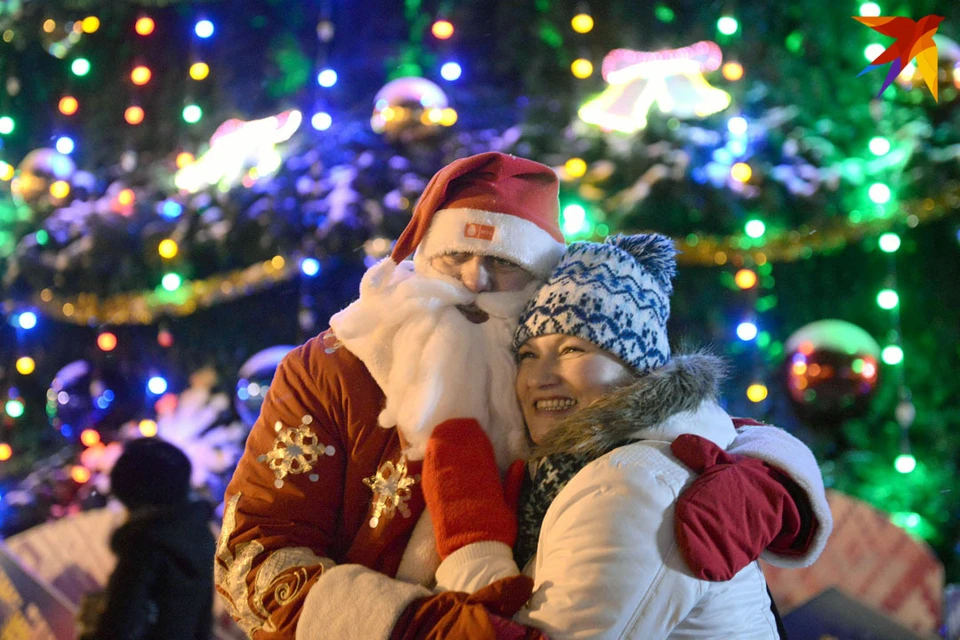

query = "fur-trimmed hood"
[532,353,732,459]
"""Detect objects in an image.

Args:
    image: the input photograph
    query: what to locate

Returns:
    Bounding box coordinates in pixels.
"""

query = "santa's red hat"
[391,152,566,279]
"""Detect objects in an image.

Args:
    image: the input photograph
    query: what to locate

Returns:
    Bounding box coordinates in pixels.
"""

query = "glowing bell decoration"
[10,148,76,216]
[235,346,295,427]
[370,77,456,143]
[784,320,881,425]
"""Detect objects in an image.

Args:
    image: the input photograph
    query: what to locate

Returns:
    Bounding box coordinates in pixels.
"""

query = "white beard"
[328,258,536,470]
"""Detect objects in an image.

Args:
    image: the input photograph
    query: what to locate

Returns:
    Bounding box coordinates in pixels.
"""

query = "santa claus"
[216,152,831,639]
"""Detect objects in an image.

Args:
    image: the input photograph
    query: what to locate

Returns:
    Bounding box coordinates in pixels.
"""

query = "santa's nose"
[458,256,493,293]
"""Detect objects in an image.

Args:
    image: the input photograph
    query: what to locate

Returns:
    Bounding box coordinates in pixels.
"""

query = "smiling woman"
[414,232,833,639]
[516,334,633,444]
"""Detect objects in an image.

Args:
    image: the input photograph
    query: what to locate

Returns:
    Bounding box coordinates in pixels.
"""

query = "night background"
[0,0,958,635]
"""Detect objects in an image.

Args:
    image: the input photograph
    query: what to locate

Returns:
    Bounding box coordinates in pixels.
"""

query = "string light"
[4,400,24,419]
[59,96,79,116]
[118,188,135,206]
[876,288,899,309]
[561,204,587,235]
[571,58,593,79]
[727,116,748,135]
[0,444,11,461]
[859,2,882,17]
[717,16,739,35]
[736,321,758,341]
[745,219,766,238]
[135,17,155,36]
[894,453,916,474]
[746,383,768,402]
[81,16,100,33]
[15,357,35,375]
[0,116,14,135]
[864,43,885,62]
[301,258,321,276]
[71,58,91,76]
[55,137,75,154]
[131,65,152,85]
[317,69,338,87]
[139,419,158,437]
[97,331,118,351]
[162,273,182,291]
[440,62,462,81]
[195,20,214,38]
[80,429,101,447]
[147,376,169,394]
[731,162,752,182]
[71,466,91,484]
[721,62,744,81]
[879,232,901,253]
[158,239,179,259]
[182,104,202,123]
[869,136,891,155]
[735,268,758,289]
[311,112,332,131]
[175,152,194,169]
[125,106,145,125]
[881,345,904,365]
[189,62,209,80]
[868,183,891,204]
[571,14,594,33]
[431,20,454,39]
[565,157,587,178]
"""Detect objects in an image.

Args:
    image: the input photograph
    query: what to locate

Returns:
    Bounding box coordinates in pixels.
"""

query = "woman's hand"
[422,418,525,559]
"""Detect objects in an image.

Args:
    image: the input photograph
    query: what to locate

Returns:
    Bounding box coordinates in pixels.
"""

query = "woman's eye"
[561,346,583,355]
[517,351,534,361]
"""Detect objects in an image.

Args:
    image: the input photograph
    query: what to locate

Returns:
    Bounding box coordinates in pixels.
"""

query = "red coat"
[216,329,429,639]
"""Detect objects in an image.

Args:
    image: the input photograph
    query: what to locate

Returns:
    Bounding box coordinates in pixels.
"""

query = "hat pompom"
[605,233,677,295]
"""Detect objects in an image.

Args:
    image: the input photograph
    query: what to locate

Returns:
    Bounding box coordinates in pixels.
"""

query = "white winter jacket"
[435,355,825,638]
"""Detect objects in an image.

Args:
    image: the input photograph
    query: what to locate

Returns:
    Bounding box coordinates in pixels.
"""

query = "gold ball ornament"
[371,77,455,144]
[10,148,76,217]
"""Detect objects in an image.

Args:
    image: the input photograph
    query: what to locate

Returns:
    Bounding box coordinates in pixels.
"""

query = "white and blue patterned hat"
[514,233,677,374]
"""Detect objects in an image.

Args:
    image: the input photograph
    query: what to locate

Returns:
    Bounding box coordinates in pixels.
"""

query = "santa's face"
[329,253,541,466]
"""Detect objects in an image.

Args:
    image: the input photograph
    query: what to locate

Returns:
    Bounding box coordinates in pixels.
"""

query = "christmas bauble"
[235,346,295,426]
[370,77,456,143]
[784,320,881,424]
[10,148,76,215]
[47,360,136,440]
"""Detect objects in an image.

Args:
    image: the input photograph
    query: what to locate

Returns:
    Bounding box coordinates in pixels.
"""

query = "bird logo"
[853,15,944,102]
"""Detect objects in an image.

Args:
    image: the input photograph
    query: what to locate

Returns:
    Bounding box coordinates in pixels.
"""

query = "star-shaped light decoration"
[257,414,335,489]
[579,41,731,134]
[362,457,418,528]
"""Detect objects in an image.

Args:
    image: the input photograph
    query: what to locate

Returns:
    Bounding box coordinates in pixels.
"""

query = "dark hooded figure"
[81,438,215,640]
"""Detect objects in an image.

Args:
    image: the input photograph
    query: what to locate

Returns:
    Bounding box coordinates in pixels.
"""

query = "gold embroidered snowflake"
[257,415,335,488]
[363,457,418,528]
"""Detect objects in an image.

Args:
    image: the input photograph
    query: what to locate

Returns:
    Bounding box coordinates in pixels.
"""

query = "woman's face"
[515,334,633,445]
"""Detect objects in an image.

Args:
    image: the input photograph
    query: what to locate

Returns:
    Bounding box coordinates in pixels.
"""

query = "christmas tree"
[1,0,958,597]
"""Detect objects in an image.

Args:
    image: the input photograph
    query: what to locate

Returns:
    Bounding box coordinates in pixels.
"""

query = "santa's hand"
[390,575,544,640]
[423,419,518,559]
[671,434,812,581]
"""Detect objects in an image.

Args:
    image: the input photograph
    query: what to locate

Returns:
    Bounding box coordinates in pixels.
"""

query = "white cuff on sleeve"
[296,564,431,640]
[434,541,520,593]
[728,425,833,568]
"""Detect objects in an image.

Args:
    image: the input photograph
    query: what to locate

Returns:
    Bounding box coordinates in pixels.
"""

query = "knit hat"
[390,152,566,279]
[514,233,677,374]
[110,438,192,509]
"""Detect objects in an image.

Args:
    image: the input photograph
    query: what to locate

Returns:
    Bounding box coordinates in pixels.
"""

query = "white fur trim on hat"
[413,208,565,279]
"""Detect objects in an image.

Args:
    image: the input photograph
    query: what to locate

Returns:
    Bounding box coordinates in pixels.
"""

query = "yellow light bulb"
[189,62,209,80]
[565,157,587,178]
[571,58,594,79]
[158,239,179,259]
[49,180,71,199]
[571,14,594,33]
[746,384,768,403]
[731,162,752,183]
[15,357,35,375]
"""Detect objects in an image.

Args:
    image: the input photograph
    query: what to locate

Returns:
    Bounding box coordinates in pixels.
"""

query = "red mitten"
[423,419,519,559]
[390,575,539,640]
[671,433,814,581]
